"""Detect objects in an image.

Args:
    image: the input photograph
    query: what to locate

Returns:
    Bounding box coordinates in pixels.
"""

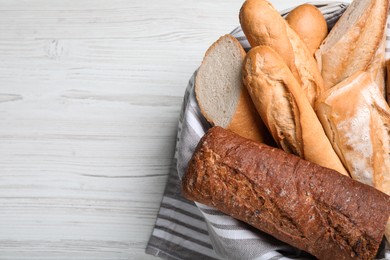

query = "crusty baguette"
[195,34,274,145]
[243,45,348,176]
[315,71,390,193]
[182,126,390,260]
[239,0,324,107]
[285,4,328,56]
[240,0,297,76]
[316,0,389,90]
[315,71,390,244]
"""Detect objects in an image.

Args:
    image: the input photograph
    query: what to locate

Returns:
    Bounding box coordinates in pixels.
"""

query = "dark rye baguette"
[182,127,390,260]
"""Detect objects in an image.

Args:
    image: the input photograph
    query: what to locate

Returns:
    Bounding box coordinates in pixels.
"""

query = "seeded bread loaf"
[182,126,390,260]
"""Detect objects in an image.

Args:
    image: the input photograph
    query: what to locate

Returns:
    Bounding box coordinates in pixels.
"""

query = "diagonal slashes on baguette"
[242,45,348,176]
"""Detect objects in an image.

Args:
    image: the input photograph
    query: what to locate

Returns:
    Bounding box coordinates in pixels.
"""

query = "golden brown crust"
[227,37,275,146]
[318,0,389,90]
[227,87,276,146]
[239,0,324,106]
[182,126,390,260]
[315,71,390,196]
[243,46,348,176]
[286,4,328,56]
[239,0,297,76]
[367,32,386,96]
[286,26,324,106]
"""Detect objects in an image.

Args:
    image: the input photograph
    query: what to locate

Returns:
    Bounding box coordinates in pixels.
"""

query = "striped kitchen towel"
[145,2,390,260]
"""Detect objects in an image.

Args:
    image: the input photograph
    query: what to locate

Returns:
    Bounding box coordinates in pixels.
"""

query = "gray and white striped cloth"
[145,2,390,259]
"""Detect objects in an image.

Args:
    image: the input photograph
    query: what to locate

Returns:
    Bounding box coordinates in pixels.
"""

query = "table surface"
[0,1,351,259]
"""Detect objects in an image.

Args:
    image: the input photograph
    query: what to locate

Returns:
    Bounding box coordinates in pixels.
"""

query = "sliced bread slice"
[195,34,273,145]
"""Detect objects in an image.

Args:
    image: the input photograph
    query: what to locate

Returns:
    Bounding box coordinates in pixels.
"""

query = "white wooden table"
[0,1,349,259]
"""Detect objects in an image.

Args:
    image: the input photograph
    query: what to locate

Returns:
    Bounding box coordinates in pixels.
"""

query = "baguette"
[182,126,390,260]
[195,35,274,145]
[239,0,324,106]
[316,0,389,90]
[242,45,348,176]
[285,4,328,56]
[315,71,390,194]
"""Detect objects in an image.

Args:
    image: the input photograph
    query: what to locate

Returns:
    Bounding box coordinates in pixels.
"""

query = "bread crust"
[227,85,276,146]
[316,71,390,192]
[239,0,324,106]
[286,4,328,55]
[182,126,390,260]
[367,32,386,96]
[243,46,348,176]
[239,0,296,75]
[318,0,389,90]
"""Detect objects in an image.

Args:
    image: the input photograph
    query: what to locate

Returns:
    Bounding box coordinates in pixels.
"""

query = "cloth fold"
[146,2,390,259]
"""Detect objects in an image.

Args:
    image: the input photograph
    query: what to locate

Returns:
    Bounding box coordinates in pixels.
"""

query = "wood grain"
[0,0,349,259]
